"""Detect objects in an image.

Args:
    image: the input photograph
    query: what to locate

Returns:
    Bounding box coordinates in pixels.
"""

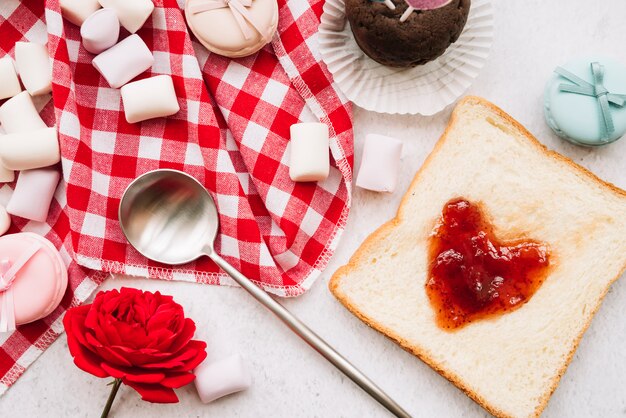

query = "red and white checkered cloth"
[0,0,353,395]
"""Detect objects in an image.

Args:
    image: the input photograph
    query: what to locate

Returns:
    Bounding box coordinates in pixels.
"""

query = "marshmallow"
[14,42,52,96]
[0,57,22,100]
[60,0,101,26]
[7,169,60,222]
[0,165,14,184]
[92,34,154,88]
[120,75,179,123]
[0,91,47,134]
[0,127,60,171]
[194,354,252,404]
[0,205,11,236]
[98,0,154,34]
[356,134,403,193]
[289,123,330,182]
[80,8,120,54]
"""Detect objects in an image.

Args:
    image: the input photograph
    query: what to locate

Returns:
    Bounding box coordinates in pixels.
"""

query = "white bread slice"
[330,96,626,418]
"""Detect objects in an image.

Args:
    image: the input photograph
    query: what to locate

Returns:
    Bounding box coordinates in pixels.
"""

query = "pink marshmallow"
[121,75,180,123]
[7,168,60,222]
[80,8,120,54]
[0,91,47,134]
[0,57,22,100]
[194,354,252,404]
[0,205,11,236]
[14,42,52,96]
[92,34,154,88]
[60,0,101,26]
[356,134,403,193]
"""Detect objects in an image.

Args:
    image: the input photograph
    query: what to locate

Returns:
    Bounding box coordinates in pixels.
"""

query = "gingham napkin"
[0,0,353,395]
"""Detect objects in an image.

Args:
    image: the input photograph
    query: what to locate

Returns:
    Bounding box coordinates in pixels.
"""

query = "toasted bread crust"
[329,96,626,418]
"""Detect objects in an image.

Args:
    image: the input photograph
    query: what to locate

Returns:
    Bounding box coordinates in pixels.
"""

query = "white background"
[2,0,626,417]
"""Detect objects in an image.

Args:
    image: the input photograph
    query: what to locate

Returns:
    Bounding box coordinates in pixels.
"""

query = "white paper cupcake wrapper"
[319,0,494,115]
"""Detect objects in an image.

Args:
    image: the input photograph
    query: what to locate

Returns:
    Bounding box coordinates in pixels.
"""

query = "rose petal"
[93,345,134,368]
[159,372,195,388]
[85,331,103,348]
[123,381,179,403]
[165,319,196,353]
[159,341,207,373]
[108,345,169,366]
[71,344,109,378]
[100,362,166,383]
[141,346,199,369]
[179,342,208,371]
[64,307,91,348]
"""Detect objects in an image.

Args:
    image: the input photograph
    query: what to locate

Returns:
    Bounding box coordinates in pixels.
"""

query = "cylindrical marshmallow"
[0,205,11,236]
[92,34,154,89]
[120,75,180,123]
[0,91,47,134]
[60,0,101,26]
[289,123,330,182]
[98,0,154,34]
[0,127,60,171]
[14,42,52,96]
[194,354,252,404]
[0,166,14,183]
[0,138,14,184]
[80,8,120,54]
[0,57,22,100]
[7,168,61,222]
[356,134,403,193]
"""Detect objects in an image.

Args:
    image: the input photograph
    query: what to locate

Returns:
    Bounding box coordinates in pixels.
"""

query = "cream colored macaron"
[185,0,278,58]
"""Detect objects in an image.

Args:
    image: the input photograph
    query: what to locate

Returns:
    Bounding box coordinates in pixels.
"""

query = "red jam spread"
[426,198,550,330]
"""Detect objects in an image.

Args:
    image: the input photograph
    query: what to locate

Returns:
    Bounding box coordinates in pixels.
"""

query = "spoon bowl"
[119,169,218,265]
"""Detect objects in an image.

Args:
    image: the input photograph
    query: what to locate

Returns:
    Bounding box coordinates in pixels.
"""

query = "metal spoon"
[118,169,411,418]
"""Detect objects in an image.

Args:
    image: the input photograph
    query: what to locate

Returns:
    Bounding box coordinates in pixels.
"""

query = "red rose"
[63,287,207,403]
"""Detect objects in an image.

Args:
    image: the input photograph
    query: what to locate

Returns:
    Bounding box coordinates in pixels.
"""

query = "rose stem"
[100,379,122,418]
[400,6,414,22]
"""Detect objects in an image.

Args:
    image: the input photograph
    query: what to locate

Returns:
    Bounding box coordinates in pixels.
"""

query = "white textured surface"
[1,0,625,417]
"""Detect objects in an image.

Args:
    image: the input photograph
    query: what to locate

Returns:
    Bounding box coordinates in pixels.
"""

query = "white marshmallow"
[0,167,14,183]
[0,57,22,100]
[0,136,14,184]
[98,0,154,34]
[356,134,403,193]
[0,205,10,236]
[60,0,101,26]
[92,34,154,88]
[0,91,47,134]
[14,42,52,96]
[194,354,252,404]
[0,127,60,171]
[120,75,179,123]
[7,168,60,222]
[81,8,120,54]
[289,123,330,182]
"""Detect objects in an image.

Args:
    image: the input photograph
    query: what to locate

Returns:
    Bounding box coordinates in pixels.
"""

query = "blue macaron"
[544,56,626,146]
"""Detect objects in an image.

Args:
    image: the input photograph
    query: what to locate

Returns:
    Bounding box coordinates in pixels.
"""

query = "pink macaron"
[0,233,68,331]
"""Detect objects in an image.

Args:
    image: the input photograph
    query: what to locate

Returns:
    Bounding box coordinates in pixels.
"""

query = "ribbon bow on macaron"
[0,243,41,333]
[556,62,626,142]
[190,0,272,42]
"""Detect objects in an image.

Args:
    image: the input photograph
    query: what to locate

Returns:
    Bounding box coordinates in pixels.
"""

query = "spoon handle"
[207,252,412,418]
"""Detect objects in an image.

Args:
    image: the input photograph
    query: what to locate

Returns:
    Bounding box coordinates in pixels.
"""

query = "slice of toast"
[330,97,626,418]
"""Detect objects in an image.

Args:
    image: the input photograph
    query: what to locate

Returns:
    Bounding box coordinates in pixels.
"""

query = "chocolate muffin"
[346,0,470,67]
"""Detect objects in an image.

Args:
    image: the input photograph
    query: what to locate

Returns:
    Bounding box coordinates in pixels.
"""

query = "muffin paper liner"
[319,0,494,115]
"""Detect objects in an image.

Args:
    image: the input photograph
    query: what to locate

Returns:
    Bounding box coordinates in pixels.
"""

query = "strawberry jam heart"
[426,198,551,330]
